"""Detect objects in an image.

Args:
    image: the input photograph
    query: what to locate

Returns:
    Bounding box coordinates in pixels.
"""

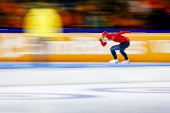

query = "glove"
[99,38,107,46]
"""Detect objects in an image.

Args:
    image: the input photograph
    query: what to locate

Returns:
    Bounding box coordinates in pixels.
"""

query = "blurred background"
[0,0,170,30]
[0,0,170,62]
[0,1,170,113]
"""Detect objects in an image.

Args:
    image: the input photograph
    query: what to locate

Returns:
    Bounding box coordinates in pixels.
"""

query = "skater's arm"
[99,38,107,46]
[114,31,131,38]
[119,31,131,34]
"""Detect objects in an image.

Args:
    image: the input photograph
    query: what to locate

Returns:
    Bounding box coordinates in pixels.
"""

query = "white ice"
[0,67,170,113]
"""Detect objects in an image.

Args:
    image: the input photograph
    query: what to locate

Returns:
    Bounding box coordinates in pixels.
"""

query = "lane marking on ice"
[0,93,98,100]
[89,87,170,94]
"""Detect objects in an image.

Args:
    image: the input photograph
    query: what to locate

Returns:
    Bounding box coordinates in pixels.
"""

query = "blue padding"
[0,29,24,33]
[0,62,170,69]
[63,29,170,33]
[0,29,170,33]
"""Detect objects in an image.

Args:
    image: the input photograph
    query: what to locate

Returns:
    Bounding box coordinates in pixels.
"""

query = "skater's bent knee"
[120,50,125,53]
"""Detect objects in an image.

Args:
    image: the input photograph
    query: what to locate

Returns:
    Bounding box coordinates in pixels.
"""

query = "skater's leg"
[110,45,120,59]
[109,45,121,63]
[119,41,130,63]
[120,48,129,60]
[120,49,130,63]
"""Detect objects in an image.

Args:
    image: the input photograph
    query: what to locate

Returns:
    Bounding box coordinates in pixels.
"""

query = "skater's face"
[103,36,109,41]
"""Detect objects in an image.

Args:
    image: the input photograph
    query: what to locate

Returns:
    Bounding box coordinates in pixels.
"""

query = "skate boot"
[121,60,130,64]
[109,59,119,63]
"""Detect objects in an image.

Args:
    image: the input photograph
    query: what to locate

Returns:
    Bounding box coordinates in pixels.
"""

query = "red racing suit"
[99,31,131,46]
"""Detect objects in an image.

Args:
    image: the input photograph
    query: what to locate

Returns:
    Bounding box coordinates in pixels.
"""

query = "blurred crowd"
[0,0,170,30]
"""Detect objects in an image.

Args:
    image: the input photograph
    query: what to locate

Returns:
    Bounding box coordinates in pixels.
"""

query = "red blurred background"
[0,0,170,30]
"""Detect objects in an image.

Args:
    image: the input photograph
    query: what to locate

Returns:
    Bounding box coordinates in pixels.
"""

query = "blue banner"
[0,29,170,33]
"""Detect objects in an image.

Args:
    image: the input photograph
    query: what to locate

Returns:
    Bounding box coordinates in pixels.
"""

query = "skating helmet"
[102,31,109,38]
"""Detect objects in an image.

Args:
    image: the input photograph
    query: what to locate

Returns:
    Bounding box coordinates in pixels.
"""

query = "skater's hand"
[99,38,107,46]
[99,38,102,42]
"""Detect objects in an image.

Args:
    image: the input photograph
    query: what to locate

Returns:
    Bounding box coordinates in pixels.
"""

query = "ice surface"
[0,67,170,113]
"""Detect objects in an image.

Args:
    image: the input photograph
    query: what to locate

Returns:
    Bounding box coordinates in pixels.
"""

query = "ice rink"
[0,65,170,113]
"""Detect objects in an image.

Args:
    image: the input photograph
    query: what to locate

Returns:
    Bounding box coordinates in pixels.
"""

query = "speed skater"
[99,31,131,63]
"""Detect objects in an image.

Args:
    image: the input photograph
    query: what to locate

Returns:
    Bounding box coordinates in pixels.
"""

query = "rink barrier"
[0,33,170,62]
[0,62,170,69]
